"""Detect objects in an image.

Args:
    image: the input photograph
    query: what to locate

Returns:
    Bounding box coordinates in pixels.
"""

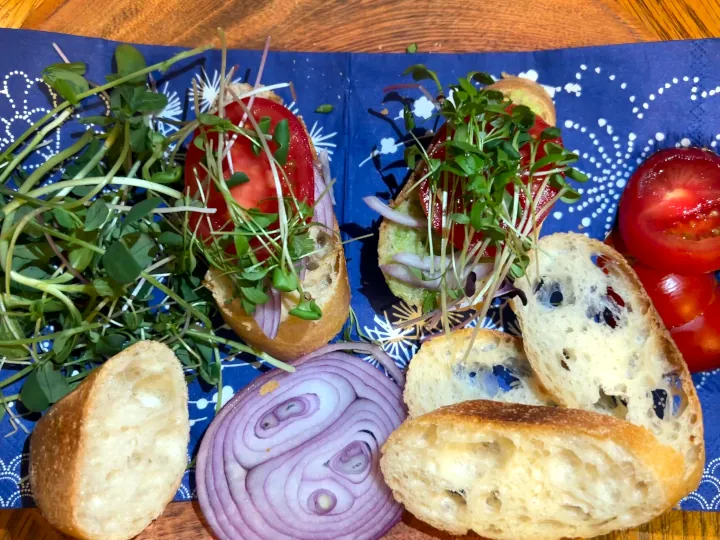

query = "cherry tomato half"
[631,264,716,328]
[184,97,315,239]
[418,108,561,252]
[670,298,720,373]
[618,147,720,274]
[605,229,720,372]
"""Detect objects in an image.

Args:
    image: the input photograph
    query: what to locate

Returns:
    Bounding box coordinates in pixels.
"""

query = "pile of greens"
[0,40,297,424]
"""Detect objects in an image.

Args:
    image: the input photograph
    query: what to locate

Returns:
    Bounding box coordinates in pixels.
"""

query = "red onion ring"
[196,349,406,540]
[253,287,281,339]
[363,196,425,228]
[313,162,335,231]
[317,150,336,205]
[381,263,441,290]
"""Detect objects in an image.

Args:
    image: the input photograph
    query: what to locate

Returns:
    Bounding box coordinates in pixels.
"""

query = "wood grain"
[1,0,720,538]
[1,505,719,539]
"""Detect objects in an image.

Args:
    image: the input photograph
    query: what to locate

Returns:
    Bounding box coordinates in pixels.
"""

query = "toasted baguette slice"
[381,400,687,540]
[511,232,704,488]
[30,341,189,540]
[404,329,553,417]
[206,221,350,361]
[204,84,350,361]
[377,77,556,308]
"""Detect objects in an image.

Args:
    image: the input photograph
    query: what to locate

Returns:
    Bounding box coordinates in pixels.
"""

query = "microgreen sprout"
[0,34,325,420]
[389,66,587,353]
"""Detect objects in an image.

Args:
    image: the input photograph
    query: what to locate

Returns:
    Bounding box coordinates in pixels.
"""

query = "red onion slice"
[313,162,335,230]
[317,150,336,205]
[381,263,441,290]
[196,350,406,540]
[363,196,425,228]
[252,287,281,339]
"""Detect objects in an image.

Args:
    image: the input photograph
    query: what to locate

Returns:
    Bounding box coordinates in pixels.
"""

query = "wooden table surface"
[1,0,720,538]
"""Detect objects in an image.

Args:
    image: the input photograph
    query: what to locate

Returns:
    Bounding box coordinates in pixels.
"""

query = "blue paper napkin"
[0,28,718,511]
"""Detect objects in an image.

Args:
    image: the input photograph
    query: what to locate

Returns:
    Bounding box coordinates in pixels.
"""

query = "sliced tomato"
[618,147,720,274]
[606,227,720,371]
[631,265,716,328]
[671,298,720,373]
[184,97,315,240]
[418,108,561,251]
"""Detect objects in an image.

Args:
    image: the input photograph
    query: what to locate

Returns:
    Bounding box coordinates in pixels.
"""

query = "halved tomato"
[671,298,720,373]
[184,97,315,239]
[418,108,561,251]
[606,228,720,372]
[618,147,720,275]
[631,264,716,328]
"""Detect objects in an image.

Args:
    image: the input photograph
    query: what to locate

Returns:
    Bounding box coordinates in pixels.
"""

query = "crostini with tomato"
[366,72,587,330]
[186,84,349,361]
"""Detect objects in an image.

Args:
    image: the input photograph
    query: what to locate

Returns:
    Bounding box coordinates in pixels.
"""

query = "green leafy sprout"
[0,33,333,423]
[395,65,588,347]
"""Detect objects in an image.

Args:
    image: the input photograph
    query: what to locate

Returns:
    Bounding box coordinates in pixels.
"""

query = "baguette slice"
[377,77,556,308]
[206,222,350,361]
[511,232,704,488]
[404,329,553,417]
[204,84,350,361]
[30,341,189,540]
[381,400,688,540]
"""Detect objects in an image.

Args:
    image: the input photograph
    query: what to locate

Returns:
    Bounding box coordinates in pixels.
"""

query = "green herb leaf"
[567,168,589,183]
[560,188,582,203]
[541,127,562,140]
[93,278,122,297]
[241,286,269,305]
[22,363,70,413]
[449,213,470,225]
[114,44,147,83]
[96,334,126,357]
[273,119,290,165]
[43,62,86,77]
[102,240,142,284]
[468,71,495,86]
[226,172,250,188]
[258,116,272,134]
[402,64,442,93]
[150,167,182,184]
[234,235,249,257]
[52,207,78,229]
[241,267,270,281]
[68,247,94,272]
[85,199,109,231]
[315,104,334,114]
[289,299,322,321]
[157,231,184,247]
[43,70,89,105]
[78,115,114,126]
[403,103,415,131]
[406,43,418,54]
[124,198,162,230]
[272,267,298,292]
[128,233,157,270]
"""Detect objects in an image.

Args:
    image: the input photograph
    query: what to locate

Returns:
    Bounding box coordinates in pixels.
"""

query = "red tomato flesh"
[418,108,561,252]
[184,97,315,240]
[605,229,720,372]
[671,298,720,373]
[631,264,716,328]
[618,147,720,274]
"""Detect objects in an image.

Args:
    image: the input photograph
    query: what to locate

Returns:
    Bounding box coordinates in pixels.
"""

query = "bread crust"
[382,400,688,538]
[29,341,189,540]
[510,232,705,490]
[404,328,554,417]
[30,364,102,539]
[205,225,350,361]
